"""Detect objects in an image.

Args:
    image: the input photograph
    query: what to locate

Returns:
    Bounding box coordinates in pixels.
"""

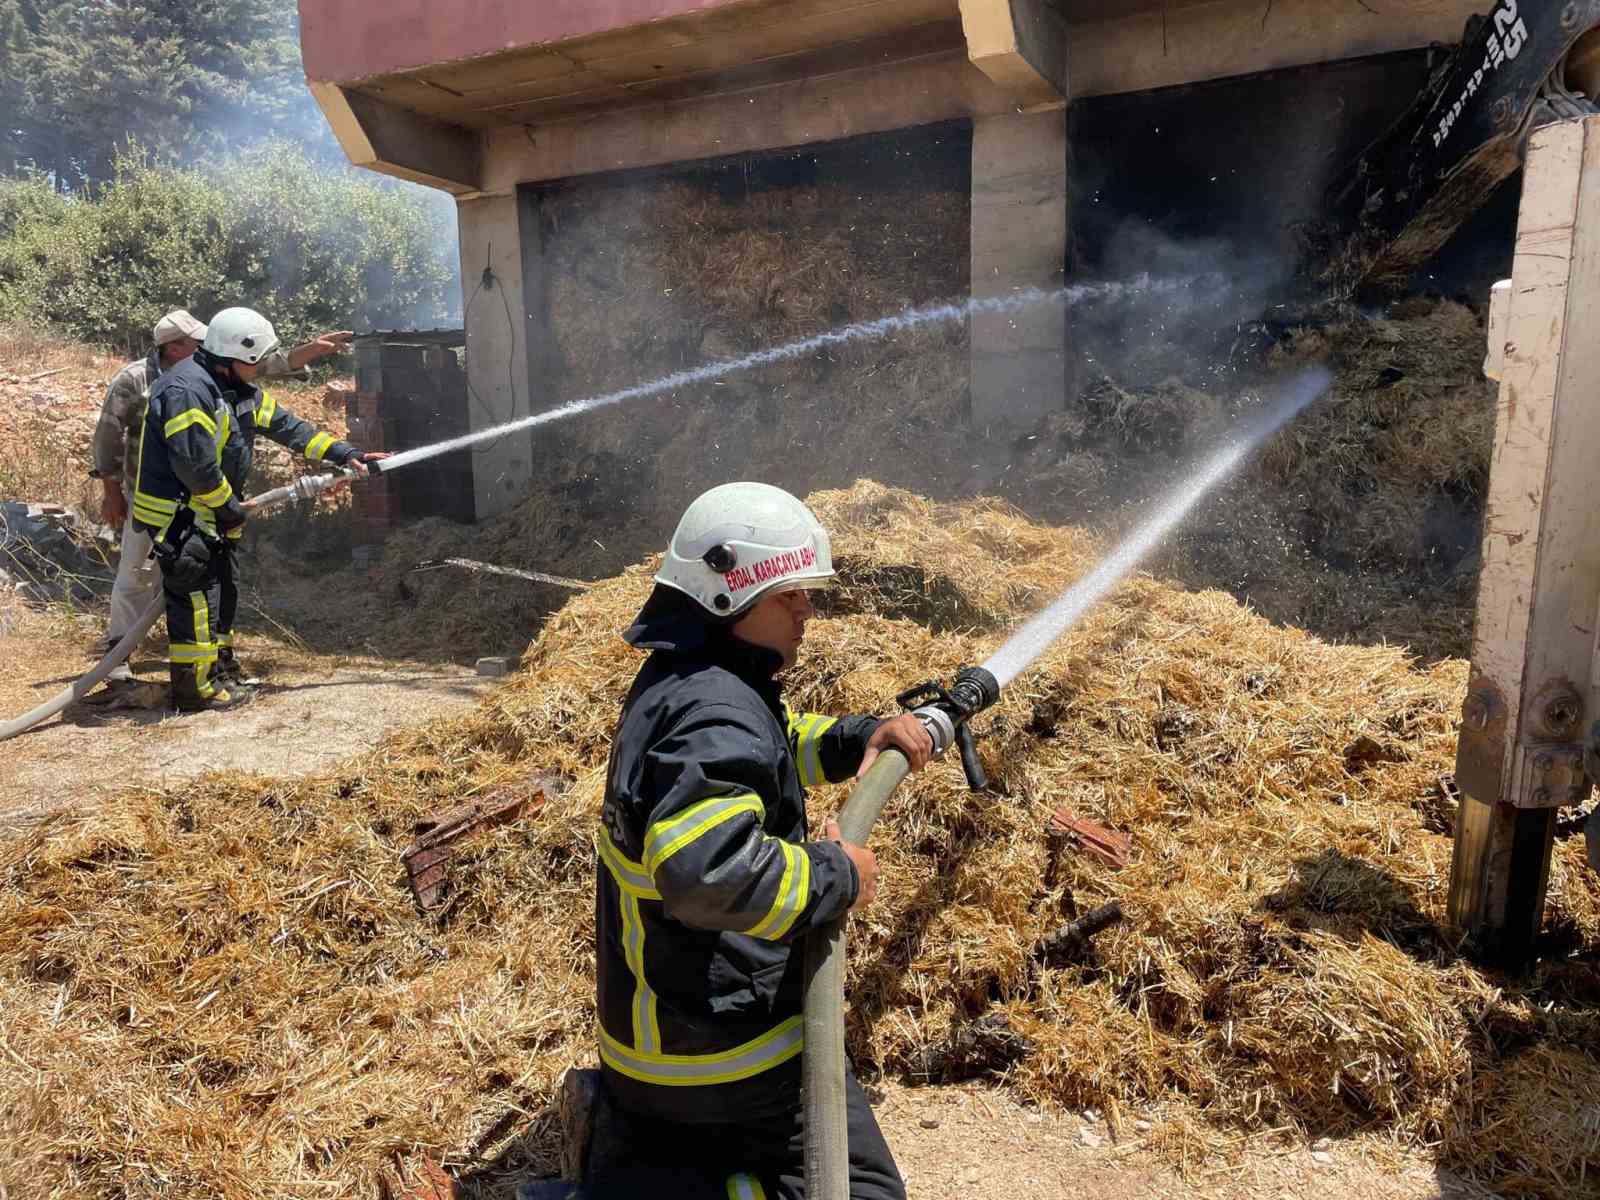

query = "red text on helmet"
[724,545,817,594]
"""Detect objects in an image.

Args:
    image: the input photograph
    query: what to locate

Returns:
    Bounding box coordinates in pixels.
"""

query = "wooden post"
[1448,116,1600,965]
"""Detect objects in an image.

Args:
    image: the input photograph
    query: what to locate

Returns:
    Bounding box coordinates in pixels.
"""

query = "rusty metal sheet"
[1047,810,1131,870]
[402,776,556,909]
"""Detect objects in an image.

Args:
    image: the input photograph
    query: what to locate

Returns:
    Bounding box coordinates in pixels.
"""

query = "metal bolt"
[1543,692,1582,736]
[1536,753,1554,773]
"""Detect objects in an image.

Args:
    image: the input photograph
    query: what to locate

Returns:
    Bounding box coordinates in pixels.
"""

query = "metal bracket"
[1454,673,1510,802]
[1512,740,1589,809]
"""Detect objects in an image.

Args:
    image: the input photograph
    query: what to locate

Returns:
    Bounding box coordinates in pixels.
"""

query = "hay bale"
[2,482,1596,1199]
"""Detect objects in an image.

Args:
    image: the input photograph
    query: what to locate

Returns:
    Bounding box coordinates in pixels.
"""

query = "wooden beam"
[1449,116,1600,965]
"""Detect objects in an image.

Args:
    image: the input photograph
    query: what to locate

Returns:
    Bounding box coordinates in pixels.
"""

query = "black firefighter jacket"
[596,586,882,1121]
[132,351,356,540]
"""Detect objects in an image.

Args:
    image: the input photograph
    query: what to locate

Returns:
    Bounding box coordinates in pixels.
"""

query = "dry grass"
[1,482,1595,1200]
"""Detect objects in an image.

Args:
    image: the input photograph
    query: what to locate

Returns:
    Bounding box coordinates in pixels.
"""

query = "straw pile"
[3,482,1596,1199]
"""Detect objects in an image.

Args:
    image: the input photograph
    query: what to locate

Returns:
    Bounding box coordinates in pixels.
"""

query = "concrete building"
[300,0,1484,519]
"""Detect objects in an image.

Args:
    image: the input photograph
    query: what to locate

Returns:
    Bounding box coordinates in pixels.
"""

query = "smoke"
[1070,220,1297,391]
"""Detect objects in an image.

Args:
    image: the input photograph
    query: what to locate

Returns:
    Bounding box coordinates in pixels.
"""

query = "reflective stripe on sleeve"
[192,478,234,509]
[643,794,765,877]
[742,840,811,942]
[305,432,335,461]
[791,713,838,788]
[163,409,217,440]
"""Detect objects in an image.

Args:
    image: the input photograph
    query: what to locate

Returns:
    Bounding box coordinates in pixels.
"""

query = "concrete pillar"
[456,191,541,521]
[969,109,1069,434]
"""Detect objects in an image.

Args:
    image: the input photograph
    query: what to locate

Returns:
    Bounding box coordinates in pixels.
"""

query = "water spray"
[372,278,1208,477]
[803,364,1335,1200]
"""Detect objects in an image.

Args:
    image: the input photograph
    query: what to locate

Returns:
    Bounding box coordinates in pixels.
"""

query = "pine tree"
[2,0,335,188]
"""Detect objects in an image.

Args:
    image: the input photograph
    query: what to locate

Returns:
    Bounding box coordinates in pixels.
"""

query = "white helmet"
[203,307,280,364]
[658,482,835,617]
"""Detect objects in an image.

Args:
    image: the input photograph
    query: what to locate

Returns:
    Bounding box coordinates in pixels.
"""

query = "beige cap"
[152,309,207,347]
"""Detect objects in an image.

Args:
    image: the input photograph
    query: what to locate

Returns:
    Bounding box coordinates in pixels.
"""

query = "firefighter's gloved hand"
[216,497,248,536]
[338,450,391,478]
[164,529,219,592]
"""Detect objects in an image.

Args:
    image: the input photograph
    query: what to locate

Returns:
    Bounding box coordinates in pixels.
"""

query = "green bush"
[0,142,458,354]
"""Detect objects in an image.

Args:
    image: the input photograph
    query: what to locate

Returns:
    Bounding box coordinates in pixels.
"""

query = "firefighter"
[590,482,933,1199]
[130,307,381,711]
[91,310,354,674]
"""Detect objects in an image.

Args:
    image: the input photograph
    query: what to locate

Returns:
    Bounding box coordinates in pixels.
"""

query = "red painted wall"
[300,0,751,83]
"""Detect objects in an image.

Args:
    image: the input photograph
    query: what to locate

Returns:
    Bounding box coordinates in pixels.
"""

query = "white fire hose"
[0,472,350,742]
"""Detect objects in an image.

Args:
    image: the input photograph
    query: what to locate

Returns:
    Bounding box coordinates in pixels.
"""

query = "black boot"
[213,647,256,691]
[170,664,248,713]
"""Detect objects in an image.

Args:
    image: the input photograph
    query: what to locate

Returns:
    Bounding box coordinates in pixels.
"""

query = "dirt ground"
[870,1083,1494,1200]
[0,598,491,820]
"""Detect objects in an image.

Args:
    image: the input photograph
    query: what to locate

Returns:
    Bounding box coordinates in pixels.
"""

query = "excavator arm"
[1327,0,1600,299]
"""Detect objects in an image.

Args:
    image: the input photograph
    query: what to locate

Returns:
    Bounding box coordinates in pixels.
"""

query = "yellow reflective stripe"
[644,794,765,877]
[192,478,234,509]
[255,389,277,428]
[217,633,233,649]
[132,491,178,513]
[163,409,217,440]
[621,893,661,1055]
[744,841,811,942]
[597,1015,803,1087]
[597,833,661,900]
[168,644,218,664]
[726,1174,766,1200]
[792,713,837,788]
[305,432,335,461]
[191,589,211,645]
[216,406,231,466]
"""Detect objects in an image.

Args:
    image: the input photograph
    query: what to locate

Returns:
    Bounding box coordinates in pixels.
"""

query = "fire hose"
[0,472,352,742]
[802,666,999,1200]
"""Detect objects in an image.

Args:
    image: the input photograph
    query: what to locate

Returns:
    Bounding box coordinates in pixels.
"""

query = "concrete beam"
[480,49,1016,188]
[970,109,1068,431]
[457,193,539,520]
[959,0,1070,108]
[1063,0,1483,98]
[309,82,484,195]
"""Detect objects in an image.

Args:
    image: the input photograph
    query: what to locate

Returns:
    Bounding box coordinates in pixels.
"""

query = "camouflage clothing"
[91,347,299,483]
[92,352,161,484]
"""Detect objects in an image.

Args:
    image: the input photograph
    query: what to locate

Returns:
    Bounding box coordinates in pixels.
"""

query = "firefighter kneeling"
[131,307,383,711]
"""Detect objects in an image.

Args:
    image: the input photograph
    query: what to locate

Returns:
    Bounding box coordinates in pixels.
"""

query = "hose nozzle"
[896,665,1000,792]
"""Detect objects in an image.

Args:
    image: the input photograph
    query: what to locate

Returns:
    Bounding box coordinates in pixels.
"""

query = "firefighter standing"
[91,310,354,671]
[590,482,933,1198]
[130,307,382,711]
